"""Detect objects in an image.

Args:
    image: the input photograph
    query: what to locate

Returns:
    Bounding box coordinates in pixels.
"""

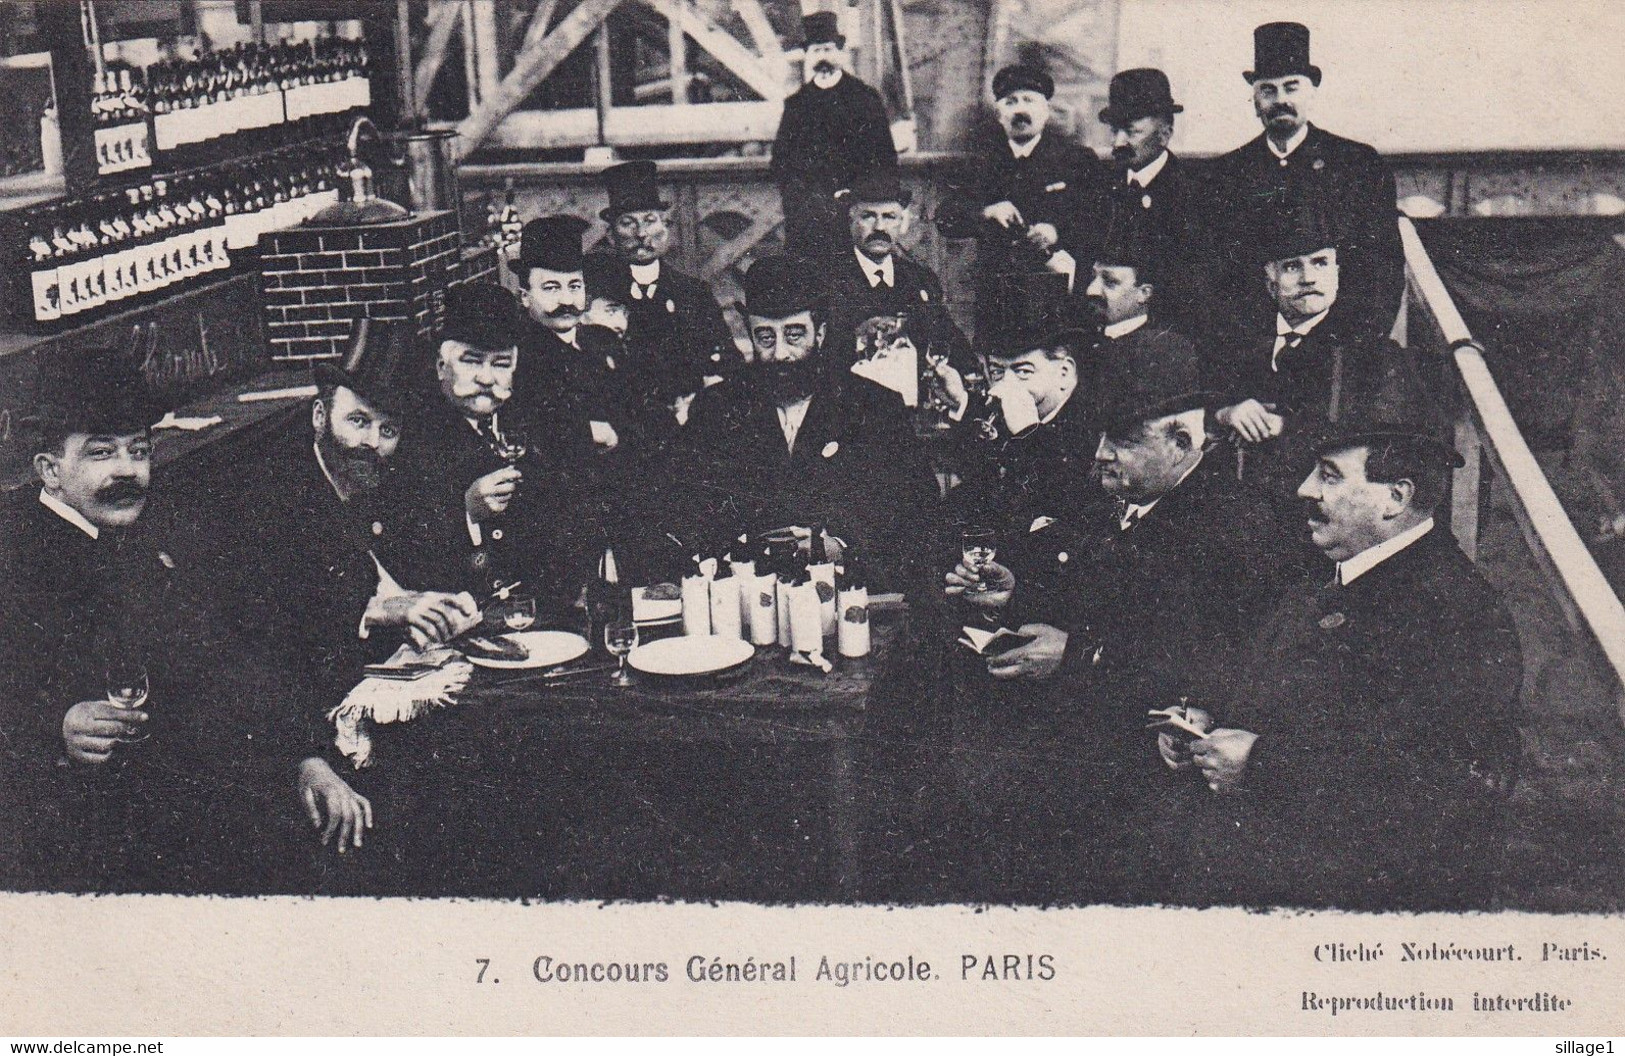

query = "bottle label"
[30,268,60,322]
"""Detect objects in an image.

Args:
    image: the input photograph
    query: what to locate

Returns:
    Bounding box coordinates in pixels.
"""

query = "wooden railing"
[1401,215,1625,719]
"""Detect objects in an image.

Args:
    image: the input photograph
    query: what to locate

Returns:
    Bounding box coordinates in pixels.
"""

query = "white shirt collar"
[1104,314,1149,340]
[1337,517,1435,586]
[629,260,661,286]
[854,247,894,287]
[1266,124,1310,159]
[1126,149,1169,188]
[775,396,813,453]
[1008,134,1042,160]
[1277,308,1329,337]
[38,488,100,540]
[558,327,579,349]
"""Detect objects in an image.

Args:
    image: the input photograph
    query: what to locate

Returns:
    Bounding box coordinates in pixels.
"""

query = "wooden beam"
[519,0,562,52]
[668,9,688,104]
[478,99,783,149]
[637,0,784,101]
[413,1,463,115]
[461,1,480,112]
[471,0,502,103]
[594,23,613,145]
[699,208,782,283]
[457,0,625,159]
[731,0,789,89]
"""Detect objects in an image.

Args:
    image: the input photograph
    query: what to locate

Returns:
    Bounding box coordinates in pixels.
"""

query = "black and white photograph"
[0,0,1623,1038]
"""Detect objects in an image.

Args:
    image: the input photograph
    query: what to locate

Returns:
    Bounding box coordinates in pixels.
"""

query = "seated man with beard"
[182,319,476,867]
[667,255,938,588]
[384,282,597,619]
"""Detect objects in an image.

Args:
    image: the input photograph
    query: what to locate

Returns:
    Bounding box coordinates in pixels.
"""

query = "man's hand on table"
[63,700,146,764]
[986,623,1067,681]
[944,558,1015,610]
[299,757,373,853]
[372,591,481,649]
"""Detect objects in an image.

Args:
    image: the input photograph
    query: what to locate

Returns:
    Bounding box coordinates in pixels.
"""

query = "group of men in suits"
[0,19,1524,910]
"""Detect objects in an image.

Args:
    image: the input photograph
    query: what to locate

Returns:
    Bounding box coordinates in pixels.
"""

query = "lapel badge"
[471,551,490,571]
[1141,193,1153,209]
[919,288,929,302]
[491,528,504,541]
[1057,551,1069,563]
[1313,158,1326,171]
[665,298,676,313]
[158,551,176,569]
[822,440,840,459]
[371,521,384,536]
[1319,611,1346,630]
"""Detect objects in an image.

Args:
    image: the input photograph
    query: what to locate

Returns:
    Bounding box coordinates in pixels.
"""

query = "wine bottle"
[26,211,60,324]
[837,548,871,659]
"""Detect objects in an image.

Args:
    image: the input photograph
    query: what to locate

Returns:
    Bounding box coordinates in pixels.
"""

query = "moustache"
[1010,113,1033,126]
[1267,105,1297,120]
[814,61,836,74]
[452,381,513,403]
[97,480,147,504]
[1111,144,1134,161]
[545,303,582,319]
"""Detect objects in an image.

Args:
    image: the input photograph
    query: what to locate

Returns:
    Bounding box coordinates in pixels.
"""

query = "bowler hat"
[1095,203,1160,282]
[36,349,165,442]
[509,214,590,277]
[1095,329,1221,431]
[798,11,843,47]
[440,282,526,353]
[1255,199,1341,265]
[599,160,670,223]
[313,317,414,414]
[840,167,912,208]
[1245,22,1322,86]
[741,255,826,319]
[992,64,1054,102]
[1099,68,1183,125]
[1311,370,1464,468]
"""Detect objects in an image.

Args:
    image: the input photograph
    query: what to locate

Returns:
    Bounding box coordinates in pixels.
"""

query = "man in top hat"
[669,255,937,588]
[510,214,643,458]
[819,168,973,408]
[0,351,314,892]
[1180,391,1522,910]
[1097,67,1211,344]
[180,318,483,873]
[770,10,897,259]
[1207,22,1403,341]
[583,161,739,424]
[943,330,1286,900]
[382,282,597,621]
[937,63,1109,351]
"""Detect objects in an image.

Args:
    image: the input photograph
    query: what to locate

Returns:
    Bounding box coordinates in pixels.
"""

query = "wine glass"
[492,422,529,464]
[961,527,998,593]
[105,659,150,742]
[604,617,638,687]
[503,597,536,633]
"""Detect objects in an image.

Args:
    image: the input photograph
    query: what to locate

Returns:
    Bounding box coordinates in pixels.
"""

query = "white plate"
[465,630,590,670]
[631,585,683,623]
[628,635,754,677]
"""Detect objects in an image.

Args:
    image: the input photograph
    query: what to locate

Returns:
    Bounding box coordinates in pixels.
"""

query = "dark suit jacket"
[821,248,975,380]
[1100,152,1214,342]
[667,372,939,589]
[583,253,740,406]
[949,382,1104,537]
[937,127,1111,322]
[771,74,896,257]
[0,488,292,892]
[1209,526,1524,910]
[379,395,597,620]
[1207,124,1403,338]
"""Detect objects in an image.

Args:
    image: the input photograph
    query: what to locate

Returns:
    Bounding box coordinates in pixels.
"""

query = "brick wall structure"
[258,210,462,363]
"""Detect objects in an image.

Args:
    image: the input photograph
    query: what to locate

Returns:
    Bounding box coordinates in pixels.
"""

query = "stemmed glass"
[491,422,529,464]
[503,597,536,633]
[961,527,998,593]
[604,617,638,687]
[105,658,150,742]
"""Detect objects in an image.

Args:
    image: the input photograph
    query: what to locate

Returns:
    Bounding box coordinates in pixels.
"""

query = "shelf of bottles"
[17,145,345,328]
[89,38,369,178]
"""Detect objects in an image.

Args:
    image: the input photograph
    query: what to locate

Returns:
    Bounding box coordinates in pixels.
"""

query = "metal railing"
[1401,215,1625,719]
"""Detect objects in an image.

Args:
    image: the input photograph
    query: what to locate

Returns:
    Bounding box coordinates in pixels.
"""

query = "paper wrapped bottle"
[730,557,756,629]
[837,552,870,658]
[708,567,743,639]
[681,569,712,636]
[788,580,823,655]
[807,526,837,637]
[746,572,778,645]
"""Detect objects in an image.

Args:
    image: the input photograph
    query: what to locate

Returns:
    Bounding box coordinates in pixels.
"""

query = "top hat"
[313,317,414,414]
[1245,21,1322,86]
[36,349,166,441]
[1094,202,1161,282]
[1312,365,1463,468]
[991,64,1055,102]
[1095,329,1221,431]
[509,214,591,277]
[1255,198,1341,265]
[440,282,527,353]
[1099,68,1183,126]
[840,167,912,207]
[741,255,826,319]
[798,11,843,47]
[599,160,670,223]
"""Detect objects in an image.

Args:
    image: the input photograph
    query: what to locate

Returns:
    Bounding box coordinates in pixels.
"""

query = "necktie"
[1271,332,1304,370]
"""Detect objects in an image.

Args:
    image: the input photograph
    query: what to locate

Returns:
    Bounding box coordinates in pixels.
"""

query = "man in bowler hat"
[937,63,1109,351]
[770,11,897,259]
[1207,22,1403,341]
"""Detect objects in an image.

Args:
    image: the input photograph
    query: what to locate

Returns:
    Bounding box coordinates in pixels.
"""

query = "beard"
[757,359,820,403]
[319,428,386,494]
